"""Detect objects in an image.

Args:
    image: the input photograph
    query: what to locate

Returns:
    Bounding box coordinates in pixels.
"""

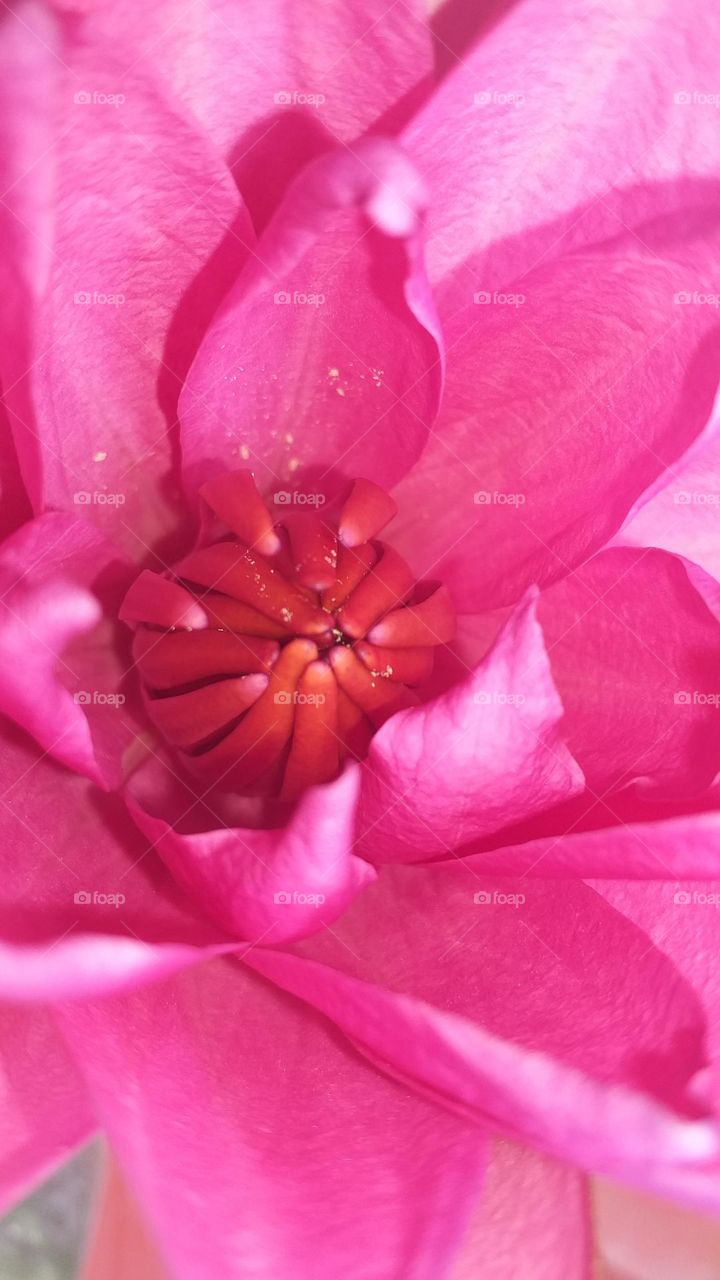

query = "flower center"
[120,473,455,801]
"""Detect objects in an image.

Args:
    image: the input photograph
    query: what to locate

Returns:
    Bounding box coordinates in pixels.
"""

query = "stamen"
[121,473,454,799]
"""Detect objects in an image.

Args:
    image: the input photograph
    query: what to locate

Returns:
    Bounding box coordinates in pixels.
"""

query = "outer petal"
[58,958,488,1280]
[0,722,231,1002]
[616,381,720,612]
[402,0,720,299]
[357,591,583,863]
[0,3,248,555]
[458,809,720,880]
[591,881,720,1120]
[128,766,376,944]
[594,1177,720,1280]
[179,140,443,501]
[389,233,720,609]
[247,869,720,1210]
[0,1005,95,1214]
[80,1151,169,1280]
[537,548,720,797]
[81,0,434,225]
[451,1141,591,1280]
[0,513,131,786]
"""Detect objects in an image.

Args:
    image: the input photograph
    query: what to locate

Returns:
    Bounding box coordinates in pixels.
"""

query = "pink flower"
[2,1,720,1276]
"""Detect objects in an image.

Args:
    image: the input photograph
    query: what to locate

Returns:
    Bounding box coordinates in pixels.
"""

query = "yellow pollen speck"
[239,445,250,460]
[288,457,300,472]
[336,387,346,397]
[93,451,107,462]
[328,368,340,378]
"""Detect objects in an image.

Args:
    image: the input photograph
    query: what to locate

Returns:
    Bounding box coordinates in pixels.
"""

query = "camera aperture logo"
[74,890,126,907]
[273,890,326,907]
[474,889,525,907]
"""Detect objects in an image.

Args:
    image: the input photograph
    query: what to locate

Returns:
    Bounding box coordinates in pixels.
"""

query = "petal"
[179,140,443,502]
[80,1150,169,1280]
[537,548,720,797]
[128,765,375,944]
[594,1177,720,1280]
[80,0,434,226]
[247,869,720,1210]
[457,808,720,880]
[403,0,720,300]
[389,232,720,609]
[0,721,231,1002]
[0,1005,95,1214]
[58,958,488,1280]
[357,590,583,863]
[0,4,248,555]
[0,513,131,786]
[616,379,720,614]
[590,881,720,1116]
[452,1141,591,1280]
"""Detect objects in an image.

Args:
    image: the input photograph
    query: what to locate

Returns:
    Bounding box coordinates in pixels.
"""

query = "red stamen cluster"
[120,473,455,801]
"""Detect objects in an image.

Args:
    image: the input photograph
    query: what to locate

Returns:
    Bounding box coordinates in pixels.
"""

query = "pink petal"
[79,0,434,228]
[179,140,443,502]
[246,869,720,1210]
[591,880,720,1127]
[594,1177,720,1280]
[616,380,720,614]
[0,1004,95,1214]
[58,958,488,1279]
[128,765,375,943]
[389,231,720,609]
[452,1141,591,1280]
[80,1150,169,1280]
[455,808,720,880]
[0,5,248,555]
[357,590,583,863]
[0,514,127,786]
[537,548,720,796]
[0,722,231,1002]
[403,0,720,300]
